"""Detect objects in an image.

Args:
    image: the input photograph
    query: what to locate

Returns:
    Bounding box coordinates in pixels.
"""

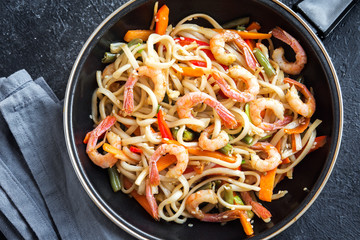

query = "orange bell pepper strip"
[213,29,272,39]
[284,117,310,134]
[180,66,205,77]
[156,154,177,171]
[239,210,254,236]
[123,177,155,218]
[155,5,169,35]
[258,168,277,202]
[309,136,327,153]
[246,22,261,31]
[124,30,154,42]
[187,147,237,163]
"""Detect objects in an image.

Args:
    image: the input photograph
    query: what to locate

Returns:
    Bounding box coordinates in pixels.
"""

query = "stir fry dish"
[83,3,326,236]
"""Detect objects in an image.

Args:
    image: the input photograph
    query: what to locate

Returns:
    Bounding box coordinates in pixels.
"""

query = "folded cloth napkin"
[0,70,134,239]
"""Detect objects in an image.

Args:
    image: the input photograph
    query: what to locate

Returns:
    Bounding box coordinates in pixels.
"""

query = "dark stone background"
[0,0,359,239]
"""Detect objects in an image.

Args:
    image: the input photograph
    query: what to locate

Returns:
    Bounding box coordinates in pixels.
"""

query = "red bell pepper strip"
[155,5,169,35]
[189,60,207,67]
[174,37,209,46]
[129,146,143,154]
[157,109,174,140]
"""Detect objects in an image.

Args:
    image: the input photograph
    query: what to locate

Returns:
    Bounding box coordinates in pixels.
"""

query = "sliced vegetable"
[213,29,272,39]
[245,39,255,51]
[187,147,237,163]
[309,136,327,153]
[224,187,234,205]
[103,143,122,155]
[258,168,277,202]
[157,154,177,171]
[284,117,310,134]
[253,48,276,77]
[275,139,290,164]
[222,17,250,29]
[155,4,169,35]
[157,109,174,140]
[124,30,154,42]
[180,66,205,77]
[233,195,254,219]
[123,177,155,218]
[108,166,121,192]
[245,103,251,120]
[246,22,261,31]
[233,195,254,236]
[218,143,233,156]
[129,146,143,154]
[259,134,272,141]
[190,60,207,67]
[102,52,117,63]
[242,134,254,145]
[110,42,125,54]
[174,37,209,46]
[171,127,195,141]
[127,38,143,47]
[193,163,204,174]
[236,26,246,31]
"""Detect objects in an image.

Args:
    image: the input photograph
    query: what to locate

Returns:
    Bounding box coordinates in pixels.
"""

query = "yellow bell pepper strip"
[155,4,169,35]
[157,109,174,140]
[213,29,272,39]
[258,168,277,202]
[123,177,155,219]
[124,30,154,42]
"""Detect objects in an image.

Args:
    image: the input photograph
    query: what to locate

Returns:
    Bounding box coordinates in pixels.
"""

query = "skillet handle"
[293,0,358,38]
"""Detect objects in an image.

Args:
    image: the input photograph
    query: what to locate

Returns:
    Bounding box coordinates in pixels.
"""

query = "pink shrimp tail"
[149,162,160,186]
[86,116,116,152]
[123,87,134,115]
[260,116,293,131]
[202,209,243,222]
[146,179,159,220]
[240,192,272,220]
[205,98,237,129]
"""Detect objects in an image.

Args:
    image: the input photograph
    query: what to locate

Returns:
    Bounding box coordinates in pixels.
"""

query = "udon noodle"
[84,3,326,235]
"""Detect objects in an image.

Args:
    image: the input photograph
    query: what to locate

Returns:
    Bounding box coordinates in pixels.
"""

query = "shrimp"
[146,179,159,220]
[186,190,243,222]
[123,66,166,115]
[272,27,307,75]
[86,116,118,168]
[149,144,189,186]
[176,92,237,131]
[106,131,122,149]
[102,63,116,78]
[284,78,316,118]
[210,30,258,70]
[211,66,259,102]
[249,98,292,131]
[198,125,229,151]
[240,191,272,222]
[250,142,281,172]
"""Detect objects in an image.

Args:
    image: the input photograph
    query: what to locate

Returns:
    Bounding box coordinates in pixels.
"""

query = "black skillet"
[63,0,352,239]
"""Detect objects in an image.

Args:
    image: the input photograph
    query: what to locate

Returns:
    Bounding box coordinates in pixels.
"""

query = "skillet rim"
[63,0,343,239]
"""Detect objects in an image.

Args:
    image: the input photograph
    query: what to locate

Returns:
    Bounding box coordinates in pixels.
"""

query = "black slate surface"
[1,0,359,239]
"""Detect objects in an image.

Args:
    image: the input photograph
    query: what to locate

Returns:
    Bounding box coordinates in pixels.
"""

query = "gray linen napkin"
[0,70,133,239]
